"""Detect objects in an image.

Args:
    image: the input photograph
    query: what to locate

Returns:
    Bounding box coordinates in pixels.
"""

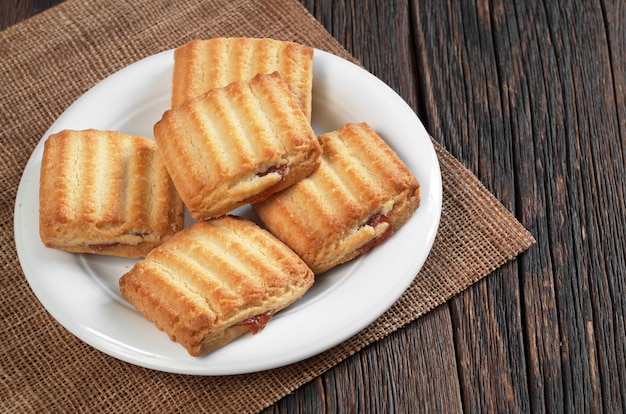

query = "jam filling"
[256,164,287,178]
[243,165,287,204]
[235,310,275,334]
[356,212,393,255]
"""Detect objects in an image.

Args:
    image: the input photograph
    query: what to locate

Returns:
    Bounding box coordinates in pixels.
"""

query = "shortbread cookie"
[119,215,315,356]
[154,71,322,220]
[171,37,314,120]
[39,129,184,258]
[253,122,421,274]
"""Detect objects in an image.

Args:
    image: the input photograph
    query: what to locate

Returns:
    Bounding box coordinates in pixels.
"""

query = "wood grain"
[4,0,626,412]
[0,0,60,30]
[409,0,626,412]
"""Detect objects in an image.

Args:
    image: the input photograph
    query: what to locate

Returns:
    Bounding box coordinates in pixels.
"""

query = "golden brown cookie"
[154,71,322,220]
[39,129,184,258]
[253,122,421,274]
[119,216,315,356]
[171,37,313,121]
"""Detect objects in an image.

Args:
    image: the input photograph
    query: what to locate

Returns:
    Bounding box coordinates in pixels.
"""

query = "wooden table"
[4,1,625,412]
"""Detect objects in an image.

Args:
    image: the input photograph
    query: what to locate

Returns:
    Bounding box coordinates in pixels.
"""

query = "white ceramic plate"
[14,49,442,375]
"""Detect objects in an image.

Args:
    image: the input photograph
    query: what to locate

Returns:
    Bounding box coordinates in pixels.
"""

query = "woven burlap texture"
[0,0,535,412]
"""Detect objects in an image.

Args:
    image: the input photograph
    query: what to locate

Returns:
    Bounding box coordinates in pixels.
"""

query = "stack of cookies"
[38,38,420,356]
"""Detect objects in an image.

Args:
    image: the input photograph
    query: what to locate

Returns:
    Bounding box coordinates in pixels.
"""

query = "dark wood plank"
[529,3,601,410]
[598,1,626,412]
[483,2,565,411]
[0,0,61,30]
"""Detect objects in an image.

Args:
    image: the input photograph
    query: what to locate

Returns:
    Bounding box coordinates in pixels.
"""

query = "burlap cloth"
[0,0,535,412]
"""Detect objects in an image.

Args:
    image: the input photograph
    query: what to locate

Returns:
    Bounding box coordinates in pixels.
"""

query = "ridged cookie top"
[253,122,421,273]
[171,37,314,120]
[39,129,184,257]
[119,216,314,356]
[154,71,321,220]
